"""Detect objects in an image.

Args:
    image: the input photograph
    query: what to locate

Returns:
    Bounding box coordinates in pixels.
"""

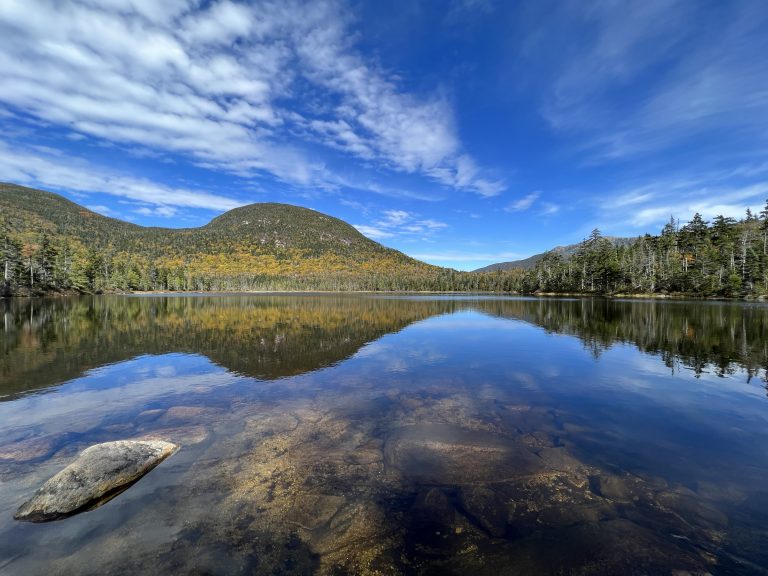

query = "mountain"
[473,237,636,272]
[5,182,763,298]
[0,183,442,293]
[0,183,417,263]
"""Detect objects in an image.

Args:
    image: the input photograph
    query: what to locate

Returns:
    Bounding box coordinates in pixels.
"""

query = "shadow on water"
[0,295,767,575]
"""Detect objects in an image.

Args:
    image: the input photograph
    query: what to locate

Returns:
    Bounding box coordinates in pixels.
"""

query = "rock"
[385,423,542,484]
[163,406,211,421]
[136,408,165,423]
[245,413,299,435]
[14,440,178,522]
[412,487,455,530]
[0,435,59,462]
[458,486,508,537]
[135,426,209,445]
[286,493,345,531]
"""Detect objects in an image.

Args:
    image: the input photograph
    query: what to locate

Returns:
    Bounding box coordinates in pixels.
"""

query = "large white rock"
[14,440,178,522]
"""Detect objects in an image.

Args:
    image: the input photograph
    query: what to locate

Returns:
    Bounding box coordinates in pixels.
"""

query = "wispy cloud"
[85,204,115,217]
[598,170,768,230]
[540,202,560,216]
[135,205,179,218]
[353,225,394,240]
[505,191,540,212]
[354,209,447,241]
[0,0,502,195]
[0,140,243,212]
[522,1,768,164]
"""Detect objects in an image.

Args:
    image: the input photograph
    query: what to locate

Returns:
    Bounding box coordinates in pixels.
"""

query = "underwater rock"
[135,426,209,445]
[163,406,214,421]
[14,440,178,522]
[0,435,59,463]
[412,487,455,530]
[459,486,508,537]
[286,493,345,531]
[135,408,165,423]
[385,423,541,484]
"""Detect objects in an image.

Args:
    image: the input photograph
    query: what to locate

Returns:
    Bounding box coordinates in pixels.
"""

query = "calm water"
[0,295,767,575]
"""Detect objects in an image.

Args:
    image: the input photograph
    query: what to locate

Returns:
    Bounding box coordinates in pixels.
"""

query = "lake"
[0,294,767,575]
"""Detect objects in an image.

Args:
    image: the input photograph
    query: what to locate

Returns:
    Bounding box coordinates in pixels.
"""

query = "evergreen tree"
[38,233,58,289]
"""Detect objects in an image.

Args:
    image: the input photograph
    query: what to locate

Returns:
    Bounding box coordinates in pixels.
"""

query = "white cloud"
[540,202,560,215]
[0,0,502,195]
[0,140,243,212]
[599,173,768,230]
[86,205,115,216]
[135,205,179,218]
[353,225,394,240]
[354,209,448,241]
[380,209,411,227]
[330,173,443,201]
[524,1,768,163]
[505,191,540,212]
[428,155,505,197]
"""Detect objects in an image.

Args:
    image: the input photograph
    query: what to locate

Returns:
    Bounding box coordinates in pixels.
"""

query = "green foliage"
[0,183,448,293]
[517,208,768,297]
[2,183,767,298]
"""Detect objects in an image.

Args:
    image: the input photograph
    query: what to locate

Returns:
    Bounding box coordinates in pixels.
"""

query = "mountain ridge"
[0,182,424,262]
[0,182,450,293]
[4,182,765,298]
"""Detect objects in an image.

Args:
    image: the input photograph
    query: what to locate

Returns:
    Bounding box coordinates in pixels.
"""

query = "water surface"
[0,295,767,575]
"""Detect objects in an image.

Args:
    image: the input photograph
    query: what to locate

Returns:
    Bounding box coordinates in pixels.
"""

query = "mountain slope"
[0,183,416,262]
[0,183,142,242]
[473,237,636,272]
[0,183,439,292]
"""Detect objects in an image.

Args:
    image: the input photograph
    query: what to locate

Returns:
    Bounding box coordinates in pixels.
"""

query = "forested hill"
[0,183,444,293]
[2,183,768,297]
[0,183,410,257]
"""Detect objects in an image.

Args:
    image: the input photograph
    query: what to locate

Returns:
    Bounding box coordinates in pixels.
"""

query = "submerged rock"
[0,435,60,463]
[14,440,178,522]
[459,486,508,537]
[412,487,455,531]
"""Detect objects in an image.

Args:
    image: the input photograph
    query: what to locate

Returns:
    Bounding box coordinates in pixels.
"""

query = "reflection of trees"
[472,299,768,381]
[0,296,459,399]
[2,296,766,400]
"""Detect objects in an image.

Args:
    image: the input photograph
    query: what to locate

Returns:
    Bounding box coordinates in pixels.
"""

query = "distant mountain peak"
[473,237,636,272]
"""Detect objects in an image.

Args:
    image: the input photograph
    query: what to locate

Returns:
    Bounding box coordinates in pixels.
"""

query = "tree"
[1,229,22,288]
[84,249,103,292]
[760,198,768,256]
[38,233,58,289]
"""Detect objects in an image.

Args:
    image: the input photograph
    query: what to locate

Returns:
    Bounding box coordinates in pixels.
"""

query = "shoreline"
[3,289,766,302]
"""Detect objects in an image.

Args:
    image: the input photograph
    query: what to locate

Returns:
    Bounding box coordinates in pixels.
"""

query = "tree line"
[2,201,768,297]
[517,201,768,297]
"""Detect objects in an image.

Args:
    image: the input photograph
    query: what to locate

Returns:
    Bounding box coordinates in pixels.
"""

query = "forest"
[515,206,768,298]
[1,184,768,298]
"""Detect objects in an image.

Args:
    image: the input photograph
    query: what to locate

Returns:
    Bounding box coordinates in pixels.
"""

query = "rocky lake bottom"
[0,295,767,575]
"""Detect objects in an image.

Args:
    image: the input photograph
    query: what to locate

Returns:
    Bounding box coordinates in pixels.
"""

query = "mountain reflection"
[2,295,767,400]
[0,295,459,398]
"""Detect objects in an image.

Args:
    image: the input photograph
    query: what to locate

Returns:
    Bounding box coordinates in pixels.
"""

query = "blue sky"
[1,0,768,270]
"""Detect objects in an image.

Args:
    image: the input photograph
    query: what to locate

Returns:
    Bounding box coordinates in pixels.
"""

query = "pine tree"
[760,198,768,256]
[38,233,58,289]
[1,229,22,287]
